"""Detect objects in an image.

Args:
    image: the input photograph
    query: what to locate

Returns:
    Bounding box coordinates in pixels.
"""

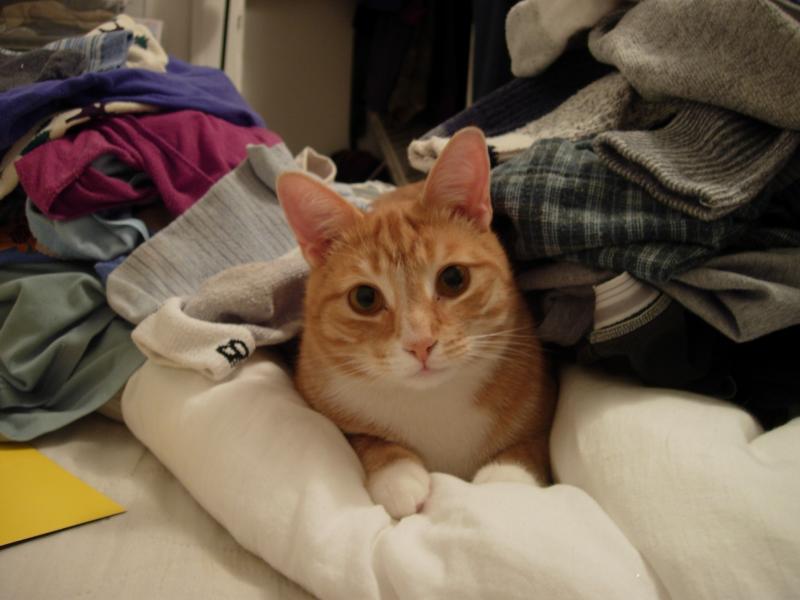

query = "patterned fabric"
[0,101,160,201]
[0,47,86,92]
[593,103,800,221]
[491,137,800,283]
[0,56,262,156]
[45,28,132,72]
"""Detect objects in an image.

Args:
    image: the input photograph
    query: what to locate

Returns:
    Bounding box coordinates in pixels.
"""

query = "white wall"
[240,0,357,155]
[124,0,193,61]
[125,0,356,155]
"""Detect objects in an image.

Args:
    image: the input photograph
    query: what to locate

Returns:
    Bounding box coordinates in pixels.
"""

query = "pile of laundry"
[0,0,125,48]
[0,8,397,442]
[0,12,286,441]
[410,0,800,428]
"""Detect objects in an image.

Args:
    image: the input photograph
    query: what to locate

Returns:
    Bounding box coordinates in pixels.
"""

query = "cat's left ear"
[422,126,492,231]
[277,172,362,268]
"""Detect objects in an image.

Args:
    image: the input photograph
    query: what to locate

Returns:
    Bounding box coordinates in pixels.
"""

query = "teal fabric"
[0,262,144,441]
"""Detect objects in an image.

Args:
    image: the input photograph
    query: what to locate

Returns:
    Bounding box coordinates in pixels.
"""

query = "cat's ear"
[422,126,492,230]
[277,172,362,268]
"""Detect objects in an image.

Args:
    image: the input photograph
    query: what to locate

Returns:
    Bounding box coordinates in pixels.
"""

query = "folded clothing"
[589,0,800,129]
[658,248,800,343]
[0,47,87,92]
[25,200,149,261]
[593,103,800,220]
[0,56,264,156]
[85,14,168,72]
[0,261,144,441]
[409,72,685,174]
[43,23,134,74]
[414,43,613,147]
[490,138,800,282]
[105,142,301,325]
[17,110,282,220]
[0,100,160,202]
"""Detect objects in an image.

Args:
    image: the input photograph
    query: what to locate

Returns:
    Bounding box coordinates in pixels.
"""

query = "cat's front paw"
[473,462,543,486]
[367,459,431,519]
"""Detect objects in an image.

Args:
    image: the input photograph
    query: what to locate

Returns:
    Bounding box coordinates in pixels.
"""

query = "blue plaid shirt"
[491,138,800,282]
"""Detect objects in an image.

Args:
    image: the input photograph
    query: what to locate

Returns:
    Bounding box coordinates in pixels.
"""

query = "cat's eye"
[347,285,384,315]
[436,264,470,298]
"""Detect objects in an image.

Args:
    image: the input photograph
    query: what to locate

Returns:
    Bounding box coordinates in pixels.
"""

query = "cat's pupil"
[442,266,464,289]
[355,285,376,308]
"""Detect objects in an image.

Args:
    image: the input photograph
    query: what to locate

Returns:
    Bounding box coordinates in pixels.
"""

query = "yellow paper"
[0,443,125,547]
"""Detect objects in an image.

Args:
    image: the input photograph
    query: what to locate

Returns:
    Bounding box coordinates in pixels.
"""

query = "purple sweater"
[0,58,264,155]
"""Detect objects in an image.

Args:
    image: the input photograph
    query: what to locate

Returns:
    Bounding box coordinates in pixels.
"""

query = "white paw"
[473,462,543,486]
[367,459,431,519]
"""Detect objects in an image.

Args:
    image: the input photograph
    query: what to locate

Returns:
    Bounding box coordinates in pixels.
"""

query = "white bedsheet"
[0,414,312,600]
[552,365,800,600]
[7,352,797,599]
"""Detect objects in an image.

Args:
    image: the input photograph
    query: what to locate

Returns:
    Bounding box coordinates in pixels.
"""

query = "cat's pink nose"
[404,339,437,364]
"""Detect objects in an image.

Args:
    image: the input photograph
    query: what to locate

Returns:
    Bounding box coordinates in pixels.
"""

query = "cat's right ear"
[277,172,362,268]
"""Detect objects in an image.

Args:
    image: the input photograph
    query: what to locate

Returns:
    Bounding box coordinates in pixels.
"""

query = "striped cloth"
[45,28,132,73]
[106,142,300,325]
[417,43,612,143]
[106,142,388,326]
[491,137,800,283]
[593,103,800,221]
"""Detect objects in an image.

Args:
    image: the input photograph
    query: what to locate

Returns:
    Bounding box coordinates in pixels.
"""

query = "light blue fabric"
[0,262,144,441]
[26,199,149,261]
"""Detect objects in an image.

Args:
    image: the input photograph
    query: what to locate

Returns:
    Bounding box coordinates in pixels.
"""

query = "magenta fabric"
[17,110,283,220]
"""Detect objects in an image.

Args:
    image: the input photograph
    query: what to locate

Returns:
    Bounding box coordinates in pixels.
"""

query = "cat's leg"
[473,435,551,486]
[349,434,431,519]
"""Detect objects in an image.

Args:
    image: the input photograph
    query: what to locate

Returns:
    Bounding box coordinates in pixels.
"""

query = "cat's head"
[277,128,523,390]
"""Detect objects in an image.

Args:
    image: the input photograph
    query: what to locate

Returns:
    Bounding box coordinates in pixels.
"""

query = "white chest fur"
[327,365,496,480]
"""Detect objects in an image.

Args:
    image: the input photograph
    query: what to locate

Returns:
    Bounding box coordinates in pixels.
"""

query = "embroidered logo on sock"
[216,339,250,366]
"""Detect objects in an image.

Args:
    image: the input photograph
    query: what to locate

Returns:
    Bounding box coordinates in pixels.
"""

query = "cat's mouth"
[406,363,453,386]
[417,365,439,376]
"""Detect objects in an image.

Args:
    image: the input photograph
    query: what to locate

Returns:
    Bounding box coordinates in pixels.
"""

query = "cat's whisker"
[469,340,536,351]
[316,353,384,381]
[467,343,540,362]
[467,327,531,340]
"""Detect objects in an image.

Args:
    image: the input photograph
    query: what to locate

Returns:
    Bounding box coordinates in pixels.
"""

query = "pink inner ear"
[422,127,493,230]
[277,172,361,267]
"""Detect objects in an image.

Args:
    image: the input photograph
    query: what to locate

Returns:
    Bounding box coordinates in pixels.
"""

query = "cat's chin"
[400,365,457,389]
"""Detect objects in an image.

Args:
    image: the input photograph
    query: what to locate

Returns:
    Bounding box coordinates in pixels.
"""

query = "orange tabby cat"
[277,127,556,519]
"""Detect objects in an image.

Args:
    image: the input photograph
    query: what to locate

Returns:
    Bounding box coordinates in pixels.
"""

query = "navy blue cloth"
[0,249,54,266]
[0,58,264,155]
[423,43,613,140]
[491,138,800,282]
